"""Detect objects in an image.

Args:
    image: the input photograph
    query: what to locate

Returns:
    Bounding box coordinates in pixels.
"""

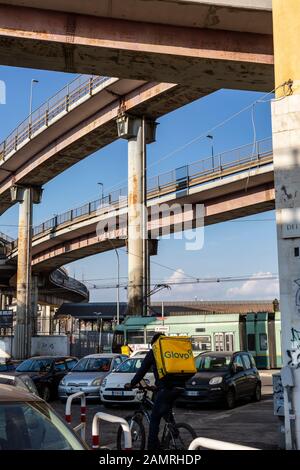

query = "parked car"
[0,360,22,372]
[0,373,39,396]
[100,355,154,405]
[180,351,261,409]
[130,349,149,358]
[0,384,88,450]
[11,356,78,401]
[58,353,127,401]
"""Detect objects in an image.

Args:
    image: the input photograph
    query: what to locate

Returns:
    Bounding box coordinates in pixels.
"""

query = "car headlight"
[101,378,107,388]
[60,378,66,386]
[92,377,103,386]
[209,376,223,385]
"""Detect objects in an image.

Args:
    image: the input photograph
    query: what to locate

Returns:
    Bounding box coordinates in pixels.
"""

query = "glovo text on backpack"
[152,336,196,379]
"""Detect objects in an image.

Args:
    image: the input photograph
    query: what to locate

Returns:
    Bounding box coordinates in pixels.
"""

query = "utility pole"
[108,239,120,325]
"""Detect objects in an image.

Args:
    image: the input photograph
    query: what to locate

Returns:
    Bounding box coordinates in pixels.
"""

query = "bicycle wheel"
[163,423,197,450]
[117,415,146,450]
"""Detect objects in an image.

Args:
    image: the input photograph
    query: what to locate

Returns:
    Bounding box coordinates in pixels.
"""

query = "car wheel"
[252,383,261,402]
[225,389,235,409]
[41,385,51,402]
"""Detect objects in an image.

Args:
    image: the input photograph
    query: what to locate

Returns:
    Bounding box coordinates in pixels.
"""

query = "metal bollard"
[65,391,87,441]
[92,412,132,450]
[188,437,258,451]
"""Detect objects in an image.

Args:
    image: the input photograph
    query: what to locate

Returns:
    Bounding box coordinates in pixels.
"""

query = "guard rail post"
[92,412,132,450]
[65,391,87,441]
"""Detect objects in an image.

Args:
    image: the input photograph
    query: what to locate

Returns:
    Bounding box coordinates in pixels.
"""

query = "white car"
[100,355,154,405]
[130,349,149,358]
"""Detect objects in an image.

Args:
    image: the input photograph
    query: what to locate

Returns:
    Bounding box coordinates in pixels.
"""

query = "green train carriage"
[112,311,282,369]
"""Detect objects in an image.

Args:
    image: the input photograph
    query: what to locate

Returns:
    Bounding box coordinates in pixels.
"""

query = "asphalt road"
[51,370,279,450]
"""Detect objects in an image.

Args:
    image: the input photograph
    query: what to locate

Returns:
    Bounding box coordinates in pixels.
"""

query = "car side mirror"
[231,365,236,374]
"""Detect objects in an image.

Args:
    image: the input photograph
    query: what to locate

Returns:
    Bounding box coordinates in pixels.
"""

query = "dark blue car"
[181,351,261,409]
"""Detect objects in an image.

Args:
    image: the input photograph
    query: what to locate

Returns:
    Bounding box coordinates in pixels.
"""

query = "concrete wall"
[31,335,70,357]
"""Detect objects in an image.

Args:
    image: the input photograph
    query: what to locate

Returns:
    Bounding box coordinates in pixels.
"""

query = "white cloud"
[151,270,279,302]
[152,268,226,301]
[226,272,279,299]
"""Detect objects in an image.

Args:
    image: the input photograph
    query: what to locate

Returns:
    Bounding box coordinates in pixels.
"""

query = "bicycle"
[116,382,196,450]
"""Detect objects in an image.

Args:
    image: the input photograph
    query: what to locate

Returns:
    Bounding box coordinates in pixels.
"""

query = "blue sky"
[0,66,279,302]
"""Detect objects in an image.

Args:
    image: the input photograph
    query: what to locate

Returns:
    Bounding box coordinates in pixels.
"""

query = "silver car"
[58,353,127,401]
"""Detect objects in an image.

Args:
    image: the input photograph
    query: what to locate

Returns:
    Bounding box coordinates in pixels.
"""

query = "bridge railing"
[0,75,109,162]
[10,137,273,249]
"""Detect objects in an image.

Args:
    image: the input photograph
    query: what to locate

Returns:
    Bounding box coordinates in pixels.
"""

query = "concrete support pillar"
[116,114,156,315]
[272,0,300,450]
[11,185,42,359]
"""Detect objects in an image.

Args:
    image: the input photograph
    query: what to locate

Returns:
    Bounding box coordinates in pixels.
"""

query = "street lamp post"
[206,134,214,168]
[108,239,120,325]
[29,79,39,119]
[97,182,104,202]
[96,313,103,353]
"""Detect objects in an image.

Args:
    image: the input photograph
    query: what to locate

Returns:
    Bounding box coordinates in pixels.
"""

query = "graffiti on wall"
[286,327,300,369]
[273,374,284,416]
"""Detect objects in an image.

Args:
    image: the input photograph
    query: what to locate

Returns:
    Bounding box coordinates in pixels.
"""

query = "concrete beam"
[0,1,272,33]
[0,4,273,89]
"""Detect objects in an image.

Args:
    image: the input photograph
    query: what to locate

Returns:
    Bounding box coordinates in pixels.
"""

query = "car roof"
[82,353,121,359]
[23,356,76,360]
[199,351,233,357]
[128,355,145,359]
[199,351,250,358]
[0,383,42,402]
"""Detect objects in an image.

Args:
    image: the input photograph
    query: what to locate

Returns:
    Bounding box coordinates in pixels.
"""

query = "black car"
[12,356,78,401]
[0,360,22,372]
[181,351,261,409]
[0,362,15,373]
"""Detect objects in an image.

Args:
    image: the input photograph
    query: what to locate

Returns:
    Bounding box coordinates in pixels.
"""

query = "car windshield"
[115,358,145,373]
[16,359,53,373]
[72,357,112,372]
[198,355,231,371]
[0,401,85,450]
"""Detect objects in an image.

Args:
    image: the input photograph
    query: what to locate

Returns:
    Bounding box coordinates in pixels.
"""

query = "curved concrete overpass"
[6,138,274,271]
[0,74,212,214]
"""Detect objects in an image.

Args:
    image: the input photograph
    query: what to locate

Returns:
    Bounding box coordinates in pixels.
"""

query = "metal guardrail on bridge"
[10,137,272,249]
[0,74,109,162]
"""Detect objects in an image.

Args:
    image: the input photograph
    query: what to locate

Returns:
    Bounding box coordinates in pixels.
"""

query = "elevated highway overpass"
[0,74,213,214]
[5,138,274,270]
[0,1,273,89]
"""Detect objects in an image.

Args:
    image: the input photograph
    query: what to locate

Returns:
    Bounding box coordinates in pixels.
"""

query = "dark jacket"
[130,350,159,387]
[130,349,181,390]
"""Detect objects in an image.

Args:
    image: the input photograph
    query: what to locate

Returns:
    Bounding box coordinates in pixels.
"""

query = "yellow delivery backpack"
[152,336,196,380]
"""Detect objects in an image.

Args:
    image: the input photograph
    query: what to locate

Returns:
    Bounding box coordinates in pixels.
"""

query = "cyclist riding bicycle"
[125,332,185,450]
